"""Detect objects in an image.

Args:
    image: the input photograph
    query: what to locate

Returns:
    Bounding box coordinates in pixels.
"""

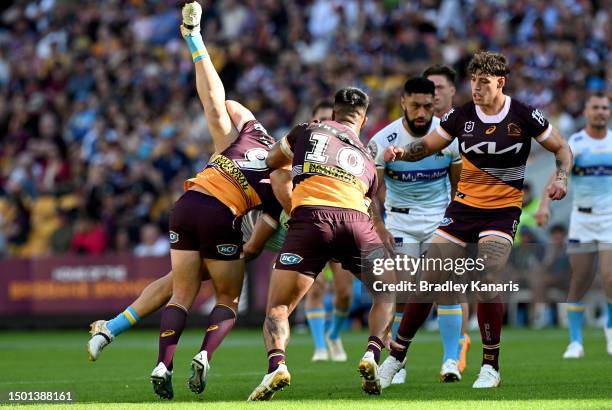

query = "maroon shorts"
[276,206,384,278]
[436,201,521,246]
[169,190,242,260]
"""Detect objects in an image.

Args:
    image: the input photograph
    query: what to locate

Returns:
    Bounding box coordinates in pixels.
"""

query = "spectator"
[134,223,169,257]
[70,213,107,255]
[0,0,607,257]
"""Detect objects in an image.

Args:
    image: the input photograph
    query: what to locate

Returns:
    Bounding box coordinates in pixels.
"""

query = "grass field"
[0,327,610,409]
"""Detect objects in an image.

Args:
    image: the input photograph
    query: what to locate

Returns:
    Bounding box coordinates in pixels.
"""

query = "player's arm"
[383,129,452,162]
[242,214,278,261]
[448,162,461,199]
[267,124,304,169]
[181,2,237,153]
[372,168,394,252]
[537,126,573,202]
[225,100,256,134]
[270,167,292,214]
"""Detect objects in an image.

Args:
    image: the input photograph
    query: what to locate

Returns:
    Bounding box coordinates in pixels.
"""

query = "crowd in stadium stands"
[0,0,609,258]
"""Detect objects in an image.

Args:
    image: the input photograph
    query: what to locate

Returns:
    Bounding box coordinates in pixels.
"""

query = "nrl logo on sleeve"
[169,231,179,244]
[217,244,238,256]
[279,253,303,265]
[442,108,455,122]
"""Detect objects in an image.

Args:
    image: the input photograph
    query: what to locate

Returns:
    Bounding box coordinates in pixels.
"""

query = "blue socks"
[305,308,326,350]
[106,306,140,337]
[183,32,207,62]
[457,333,466,358]
[607,303,612,329]
[438,304,462,362]
[567,303,585,344]
[391,312,403,340]
[328,309,349,340]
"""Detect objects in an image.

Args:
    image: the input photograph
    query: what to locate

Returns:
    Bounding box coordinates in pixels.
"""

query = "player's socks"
[391,312,403,340]
[457,334,466,358]
[390,302,433,362]
[328,308,349,340]
[305,308,326,350]
[567,303,585,344]
[267,349,285,373]
[438,304,462,362]
[477,298,503,371]
[106,306,140,337]
[200,304,236,360]
[606,302,612,329]
[366,336,384,364]
[157,303,188,371]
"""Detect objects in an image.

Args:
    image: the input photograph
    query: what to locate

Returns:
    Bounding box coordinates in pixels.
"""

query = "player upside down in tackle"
[247,87,395,401]
[378,51,572,389]
[144,2,287,400]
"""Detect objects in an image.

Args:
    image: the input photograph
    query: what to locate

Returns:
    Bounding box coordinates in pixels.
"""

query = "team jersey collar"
[475,96,511,124]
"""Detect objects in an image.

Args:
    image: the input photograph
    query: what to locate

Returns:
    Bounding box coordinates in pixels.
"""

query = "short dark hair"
[423,64,457,85]
[312,99,334,117]
[333,87,369,121]
[403,77,435,96]
[550,224,567,235]
[467,51,509,77]
[586,91,609,103]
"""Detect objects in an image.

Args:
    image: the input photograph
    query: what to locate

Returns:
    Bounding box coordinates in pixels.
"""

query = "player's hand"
[375,222,395,253]
[383,145,404,162]
[242,241,262,261]
[534,206,550,227]
[546,179,567,201]
[181,1,202,37]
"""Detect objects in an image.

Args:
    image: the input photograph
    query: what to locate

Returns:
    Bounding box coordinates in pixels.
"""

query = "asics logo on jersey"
[485,125,497,135]
[279,253,303,265]
[161,330,176,337]
[461,141,523,155]
[217,244,238,256]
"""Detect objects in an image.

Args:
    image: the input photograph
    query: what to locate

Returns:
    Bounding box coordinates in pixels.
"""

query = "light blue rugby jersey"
[369,117,461,214]
[568,129,612,214]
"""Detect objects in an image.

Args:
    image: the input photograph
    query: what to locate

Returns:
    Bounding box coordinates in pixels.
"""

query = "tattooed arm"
[537,127,573,202]
[383,129,452,162]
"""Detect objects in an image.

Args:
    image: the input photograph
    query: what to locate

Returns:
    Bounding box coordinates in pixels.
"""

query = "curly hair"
[467,51,509,77]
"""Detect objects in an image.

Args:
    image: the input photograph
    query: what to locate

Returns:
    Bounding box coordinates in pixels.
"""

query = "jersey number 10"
[305,133,366,176]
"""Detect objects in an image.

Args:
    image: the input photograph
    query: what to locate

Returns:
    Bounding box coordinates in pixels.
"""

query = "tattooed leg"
[474,235,512,371]
[263,269,314,352]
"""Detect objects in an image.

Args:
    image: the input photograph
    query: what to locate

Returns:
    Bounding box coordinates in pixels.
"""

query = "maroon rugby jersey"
[279,120,377,215]
[186,120,282,220]
[436,97,551,209]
